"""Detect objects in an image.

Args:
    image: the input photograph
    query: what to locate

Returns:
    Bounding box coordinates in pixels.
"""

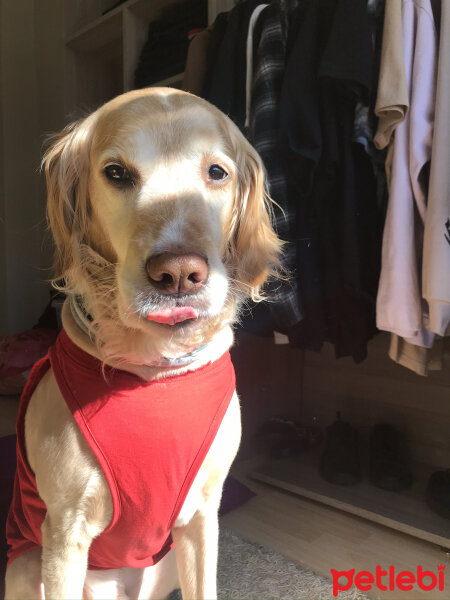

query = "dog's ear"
[42,114,95,283]
[224,133,283,301]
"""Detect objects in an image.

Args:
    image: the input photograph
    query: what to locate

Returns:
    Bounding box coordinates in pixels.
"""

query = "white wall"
[0,0,64,335]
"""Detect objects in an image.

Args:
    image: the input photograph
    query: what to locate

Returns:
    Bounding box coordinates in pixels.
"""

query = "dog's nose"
[146,252,209,295]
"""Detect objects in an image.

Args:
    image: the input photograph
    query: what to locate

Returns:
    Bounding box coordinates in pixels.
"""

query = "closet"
[62,0,450,553]
[62,0,231,114]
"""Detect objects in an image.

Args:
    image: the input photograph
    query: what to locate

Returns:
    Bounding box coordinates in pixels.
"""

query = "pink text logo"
[331,565,446,596]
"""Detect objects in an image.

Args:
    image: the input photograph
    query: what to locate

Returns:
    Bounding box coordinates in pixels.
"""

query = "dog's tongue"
[146,307,199,326]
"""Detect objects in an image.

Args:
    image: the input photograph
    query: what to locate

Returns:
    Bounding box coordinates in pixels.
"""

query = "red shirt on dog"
[7,329,235,570]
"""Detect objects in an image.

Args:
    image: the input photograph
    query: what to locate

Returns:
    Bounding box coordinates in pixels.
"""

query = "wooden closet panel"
[301,333,450,468]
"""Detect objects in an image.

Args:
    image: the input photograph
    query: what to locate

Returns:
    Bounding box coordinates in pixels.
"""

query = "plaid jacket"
[248,0,303,330]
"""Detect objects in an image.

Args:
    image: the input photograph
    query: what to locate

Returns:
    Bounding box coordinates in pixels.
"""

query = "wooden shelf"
[66,10,122,53]
[251,448,450,549]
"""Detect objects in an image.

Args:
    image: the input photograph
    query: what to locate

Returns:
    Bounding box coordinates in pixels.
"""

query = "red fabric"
[6,329,235,570]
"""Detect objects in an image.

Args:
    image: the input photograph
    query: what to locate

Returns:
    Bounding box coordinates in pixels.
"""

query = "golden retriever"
[4,88,281,600]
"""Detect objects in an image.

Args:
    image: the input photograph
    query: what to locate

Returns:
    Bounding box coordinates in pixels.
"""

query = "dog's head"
[43,88,282,362]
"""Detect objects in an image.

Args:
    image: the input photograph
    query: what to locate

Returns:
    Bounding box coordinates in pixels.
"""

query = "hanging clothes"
[388,334,444,376]
[206,0,268,131]
[248,0,304,331]
[376,0,438,347]
[372,0,446,375]
[193,0,447,368]
[280,0,384,362]
[422,0,450,337]
[353,0,385,166]
[374,0,409,152]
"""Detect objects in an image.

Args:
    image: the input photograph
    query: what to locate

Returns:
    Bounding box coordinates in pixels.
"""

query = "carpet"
[169,528,369,600]
[215,528,368,600]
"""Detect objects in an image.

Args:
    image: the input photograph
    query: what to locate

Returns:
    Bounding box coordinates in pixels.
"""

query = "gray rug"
[170,528,369,600]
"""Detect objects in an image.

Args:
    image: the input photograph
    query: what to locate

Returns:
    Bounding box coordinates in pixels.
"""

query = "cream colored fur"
[4,88,281,600]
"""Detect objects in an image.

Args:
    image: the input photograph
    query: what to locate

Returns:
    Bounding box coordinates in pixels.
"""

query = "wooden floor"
[3,395,450,598]
[224,456,450,600]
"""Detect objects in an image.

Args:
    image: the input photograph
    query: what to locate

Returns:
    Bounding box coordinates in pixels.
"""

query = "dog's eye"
[104,164,131,183]
[208,164,228,182]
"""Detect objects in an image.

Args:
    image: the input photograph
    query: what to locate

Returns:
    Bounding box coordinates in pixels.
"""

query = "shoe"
[426,470,450,519]
[258,417,323,459]
[319,413,361,485]
[369,423,412,491]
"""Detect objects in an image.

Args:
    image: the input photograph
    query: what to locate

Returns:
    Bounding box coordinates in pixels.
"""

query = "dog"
[4,88,282,600]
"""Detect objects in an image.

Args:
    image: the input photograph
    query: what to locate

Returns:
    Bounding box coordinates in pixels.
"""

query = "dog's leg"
[24,371,113,600]
[37,463,111,600]
[172,502,221,600]
[5,548,43,600]
[40,508,96,599]
[172,393,241,600]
